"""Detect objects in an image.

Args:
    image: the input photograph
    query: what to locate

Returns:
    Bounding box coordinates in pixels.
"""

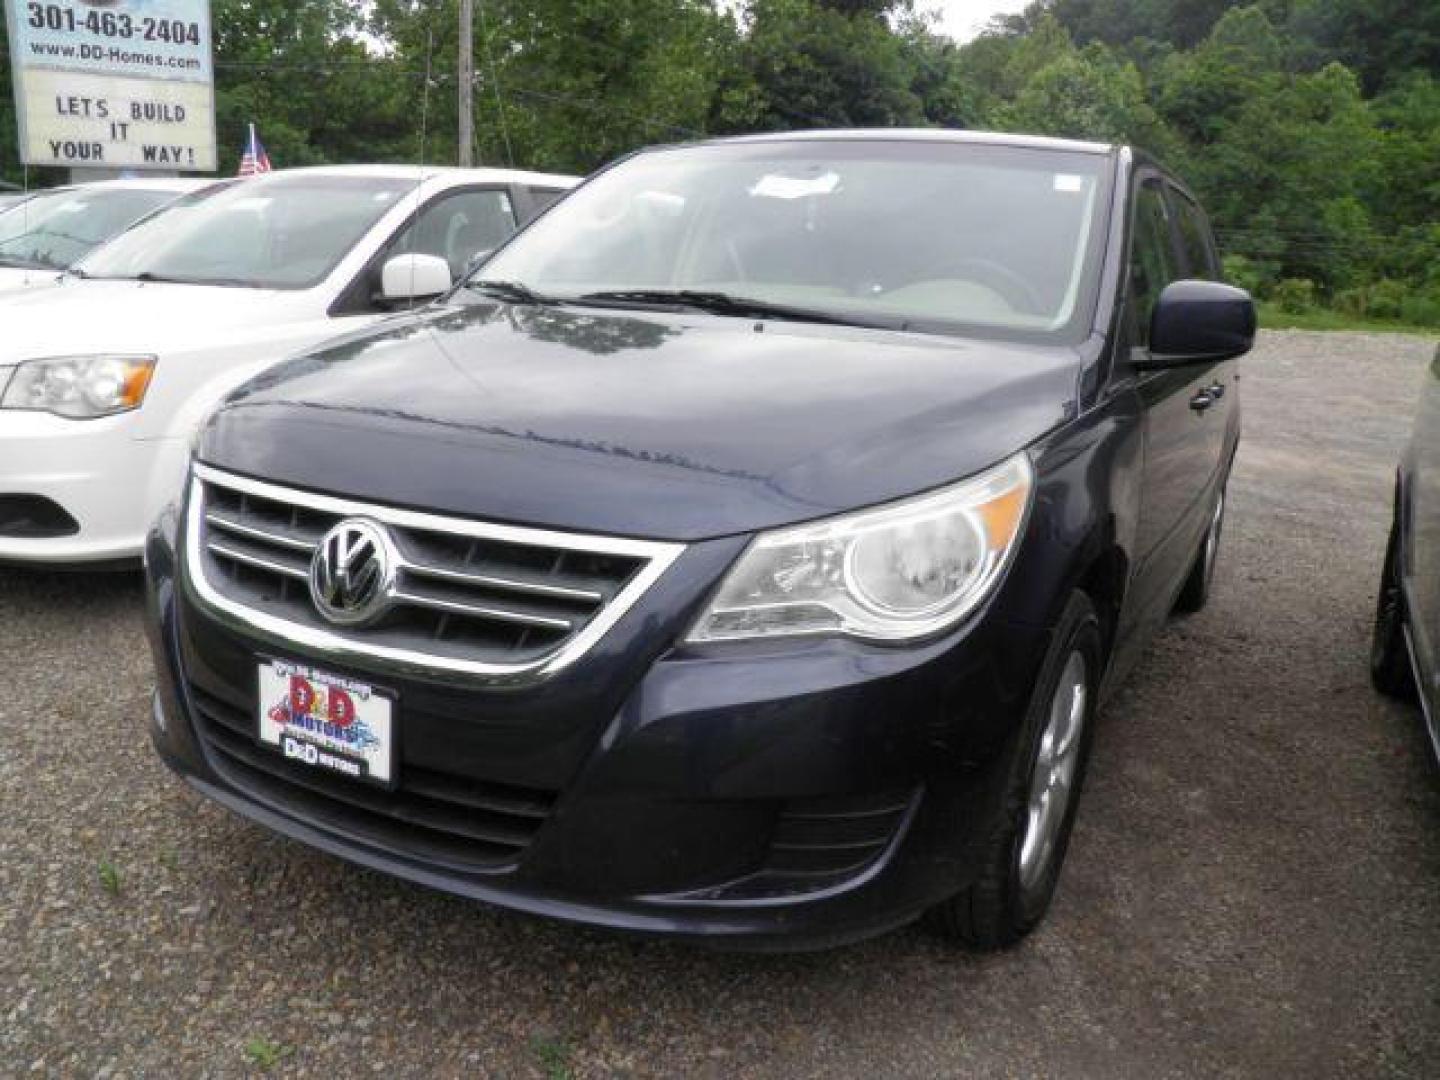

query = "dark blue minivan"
[144,130,1255,949]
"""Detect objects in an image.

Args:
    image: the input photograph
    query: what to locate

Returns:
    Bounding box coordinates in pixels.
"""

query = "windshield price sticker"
[4,1,216,171]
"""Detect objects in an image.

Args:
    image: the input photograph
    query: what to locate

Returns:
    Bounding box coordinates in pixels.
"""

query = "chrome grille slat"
[400,560,605,604]
[389,589,574,631]
[205,511,319,553]
[207,540,310,581]
[186,464,685,682]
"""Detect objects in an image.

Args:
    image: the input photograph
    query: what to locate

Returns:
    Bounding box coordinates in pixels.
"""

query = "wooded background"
[2,1,1437,324]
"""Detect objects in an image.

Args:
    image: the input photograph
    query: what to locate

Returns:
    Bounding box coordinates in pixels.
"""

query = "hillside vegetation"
[2,1,1435,324]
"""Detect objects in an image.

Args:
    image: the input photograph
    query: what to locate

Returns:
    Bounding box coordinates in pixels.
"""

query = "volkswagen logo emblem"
[309,519,396,626]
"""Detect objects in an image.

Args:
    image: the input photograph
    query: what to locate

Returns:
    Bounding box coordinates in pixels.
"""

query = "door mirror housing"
[380,254,453,304]
[1144,280,1256,366]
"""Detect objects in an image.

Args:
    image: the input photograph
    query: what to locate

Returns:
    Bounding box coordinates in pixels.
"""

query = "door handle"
[1189,391,1216,413]
[1206,381,1226,399]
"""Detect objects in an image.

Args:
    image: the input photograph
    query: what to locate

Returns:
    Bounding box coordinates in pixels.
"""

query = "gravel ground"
[3,330,1438,1079]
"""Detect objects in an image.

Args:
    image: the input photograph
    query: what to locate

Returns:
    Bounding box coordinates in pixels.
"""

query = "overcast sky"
[920,0,1033,42]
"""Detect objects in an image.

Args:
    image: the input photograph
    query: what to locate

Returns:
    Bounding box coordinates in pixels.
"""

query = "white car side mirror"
[380,254,453,303]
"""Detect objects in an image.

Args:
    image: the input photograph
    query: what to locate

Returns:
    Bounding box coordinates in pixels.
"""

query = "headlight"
[687,453,1033,644]
[0,355,157,419]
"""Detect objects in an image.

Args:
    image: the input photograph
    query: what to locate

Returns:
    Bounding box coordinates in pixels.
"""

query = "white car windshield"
[80,174,417,289]
[476,139,1111,340]
[0,186,179,270]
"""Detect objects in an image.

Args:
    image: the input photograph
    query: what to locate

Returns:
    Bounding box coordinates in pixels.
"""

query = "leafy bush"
[1365,279,1410,320]
[1293,279,1440,327]
[1334,286,1369,316]
[1222,254,1274,297]
[1272,278,1319,313]
[1400,289,1440,328]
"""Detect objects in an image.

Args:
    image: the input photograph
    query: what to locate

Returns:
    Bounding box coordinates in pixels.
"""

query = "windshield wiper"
[464,279,561,305]
[132,271,257,288]
[574,289,888,329]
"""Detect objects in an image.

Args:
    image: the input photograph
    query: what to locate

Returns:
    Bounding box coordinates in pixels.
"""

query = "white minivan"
[0,165,576,565]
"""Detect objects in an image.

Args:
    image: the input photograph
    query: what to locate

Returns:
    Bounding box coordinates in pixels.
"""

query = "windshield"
[80,174,416,289]
[0,187,179,270]
[477,140,1112,340]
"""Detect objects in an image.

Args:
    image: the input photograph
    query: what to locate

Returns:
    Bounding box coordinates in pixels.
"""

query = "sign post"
[4,0,216,173]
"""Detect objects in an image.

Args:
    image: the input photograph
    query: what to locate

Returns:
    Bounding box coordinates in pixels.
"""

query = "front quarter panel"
[1004,380,1145,688]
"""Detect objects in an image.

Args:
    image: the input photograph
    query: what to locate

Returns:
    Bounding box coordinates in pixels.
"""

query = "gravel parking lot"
[3,330,1438,1079]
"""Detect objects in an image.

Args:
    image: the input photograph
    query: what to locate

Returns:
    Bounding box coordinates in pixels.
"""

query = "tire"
[1174,487,1225,614]
[1371,512,1416,700]
[927,592,1103,950]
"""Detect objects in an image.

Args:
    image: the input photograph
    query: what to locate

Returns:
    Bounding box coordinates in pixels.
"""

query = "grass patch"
[244,1037,293,1071]
[1258,302,1439,337]
[97,859,121,897]
[530,1035,574,1080]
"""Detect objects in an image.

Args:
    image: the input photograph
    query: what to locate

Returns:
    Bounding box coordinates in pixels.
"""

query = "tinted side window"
[1130,180,1179,347]
[1171,189,1219,279]
[390,188,518,278]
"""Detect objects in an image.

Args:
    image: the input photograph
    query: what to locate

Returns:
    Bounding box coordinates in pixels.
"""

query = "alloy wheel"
[1017,650,1088,893]
[1202,491,1225,588]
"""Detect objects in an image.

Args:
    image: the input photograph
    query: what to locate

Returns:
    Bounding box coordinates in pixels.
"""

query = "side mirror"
[1145,280,1256,365]
[380,253,453,304]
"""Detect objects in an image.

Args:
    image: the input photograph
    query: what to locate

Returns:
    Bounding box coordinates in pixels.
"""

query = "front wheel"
[1371,513,1416,700]
[1174,488,1225,614]
[927,592,1102,949]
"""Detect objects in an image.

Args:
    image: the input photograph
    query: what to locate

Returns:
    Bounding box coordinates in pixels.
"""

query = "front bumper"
[0,410,186,564]
[145,514,1051,949]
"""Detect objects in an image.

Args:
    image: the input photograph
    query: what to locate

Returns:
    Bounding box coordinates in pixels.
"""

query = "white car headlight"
[687,453,1033,644]
[0,355,157,419]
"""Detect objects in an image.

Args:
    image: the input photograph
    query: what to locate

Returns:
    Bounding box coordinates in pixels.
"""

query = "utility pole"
[458,0,475,167]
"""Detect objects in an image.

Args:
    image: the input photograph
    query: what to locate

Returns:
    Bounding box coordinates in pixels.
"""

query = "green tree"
[214,0,422,173]
[1287,0,1440,94]
[736,0,925,129]
[1006,44,1171,152]
[370,0,741,173]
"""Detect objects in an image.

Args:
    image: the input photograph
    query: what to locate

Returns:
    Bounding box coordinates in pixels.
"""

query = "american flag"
[239,123,272,177]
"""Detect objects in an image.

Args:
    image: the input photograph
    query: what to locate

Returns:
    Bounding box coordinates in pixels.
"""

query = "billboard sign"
[4,0,216,171]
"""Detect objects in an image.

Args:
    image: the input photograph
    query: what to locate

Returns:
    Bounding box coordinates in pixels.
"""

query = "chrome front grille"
[185,464,685,681]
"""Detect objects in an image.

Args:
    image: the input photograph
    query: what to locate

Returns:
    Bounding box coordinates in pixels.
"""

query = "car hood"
[203,301,1081,541]
[0,278,322,362]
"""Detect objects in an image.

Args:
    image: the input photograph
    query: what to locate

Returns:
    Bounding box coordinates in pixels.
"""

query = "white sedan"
[0,164,576,565]
[0,178,216,293]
